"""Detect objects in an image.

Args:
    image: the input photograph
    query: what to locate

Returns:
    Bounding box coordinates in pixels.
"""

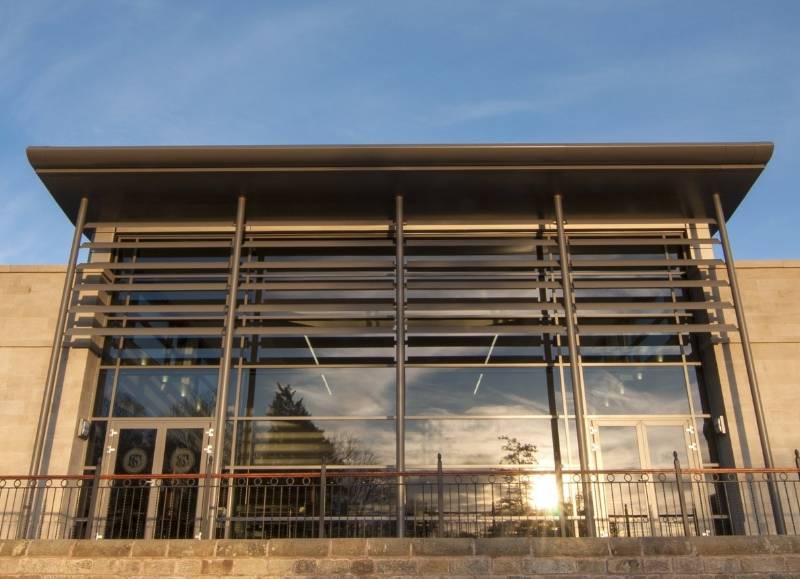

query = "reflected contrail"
[473,334,498,396]
[304,335,332,396]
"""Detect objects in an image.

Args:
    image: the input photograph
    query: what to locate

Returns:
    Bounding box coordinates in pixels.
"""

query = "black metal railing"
[3,459,800,540]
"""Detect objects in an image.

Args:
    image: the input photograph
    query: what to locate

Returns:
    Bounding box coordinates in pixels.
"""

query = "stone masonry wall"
[0,536,798,578]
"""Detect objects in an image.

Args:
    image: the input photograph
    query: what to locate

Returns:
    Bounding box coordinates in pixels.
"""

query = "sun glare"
[527,475,560,511]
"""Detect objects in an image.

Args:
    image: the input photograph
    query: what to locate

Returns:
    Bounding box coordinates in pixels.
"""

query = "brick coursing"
[0,536,798,577]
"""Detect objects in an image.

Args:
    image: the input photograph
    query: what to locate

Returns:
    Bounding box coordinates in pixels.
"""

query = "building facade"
[1,142,797,540]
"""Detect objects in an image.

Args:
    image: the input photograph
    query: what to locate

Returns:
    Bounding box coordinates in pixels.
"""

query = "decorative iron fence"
[2,460,800,540]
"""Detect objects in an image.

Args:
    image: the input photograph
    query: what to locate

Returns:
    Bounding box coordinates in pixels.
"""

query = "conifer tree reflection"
[233,382,382,538]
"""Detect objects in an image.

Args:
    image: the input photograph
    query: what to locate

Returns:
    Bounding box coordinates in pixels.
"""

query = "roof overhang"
[27,142,773,226]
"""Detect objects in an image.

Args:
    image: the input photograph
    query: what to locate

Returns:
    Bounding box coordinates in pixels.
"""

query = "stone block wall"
[0,536,798,578]
[0,266,65,475]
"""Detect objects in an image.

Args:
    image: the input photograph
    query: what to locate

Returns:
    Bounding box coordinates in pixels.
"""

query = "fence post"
[84,464,104,539]
[318,458,327,538]
[201,450,215,539]
[436,453,444,537]
[673,451,691,537]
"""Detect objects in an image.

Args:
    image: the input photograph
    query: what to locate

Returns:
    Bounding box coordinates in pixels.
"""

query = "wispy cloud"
[0,1,798,262]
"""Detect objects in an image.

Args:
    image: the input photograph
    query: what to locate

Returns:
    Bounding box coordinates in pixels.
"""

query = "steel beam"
[395,193,407,537]
[712,192,786,535]
[207,195,246,538]
[28,196,89,479]
[553,193,596,537]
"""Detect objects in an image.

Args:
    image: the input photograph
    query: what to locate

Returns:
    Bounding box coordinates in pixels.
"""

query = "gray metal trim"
[553,193,596,536]
[206,195,246,538]
[66,327,224,336]
[27,142,775,171]
[573,280,728,289]
[395,193,407,537]
[82,241,232,249]
[576,324,736,334]
[575,301,732,311]
[568,238,719,246]
[29,196,89,479]
[712,192,785,534]
[571,259,724,267]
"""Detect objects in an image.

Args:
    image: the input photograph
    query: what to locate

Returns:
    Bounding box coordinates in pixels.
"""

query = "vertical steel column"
[394,193,407,537]
[21,196,88,539]
[207,194,246,538]
[553,193,595,537]
[28,196,89,479]
[712,192,786,535]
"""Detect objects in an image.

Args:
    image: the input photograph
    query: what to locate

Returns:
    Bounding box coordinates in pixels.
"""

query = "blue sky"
[1,0,798,262]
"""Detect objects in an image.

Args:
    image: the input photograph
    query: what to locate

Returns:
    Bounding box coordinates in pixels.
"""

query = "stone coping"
[1,536,799,558]
[735,260,800,269]
[0,265,67,273]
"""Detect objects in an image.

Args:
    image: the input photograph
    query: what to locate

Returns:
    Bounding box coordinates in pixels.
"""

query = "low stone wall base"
[1,536,799,577]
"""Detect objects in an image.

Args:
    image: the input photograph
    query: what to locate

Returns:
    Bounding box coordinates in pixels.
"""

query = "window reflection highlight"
[584,366,690,415]
[406,367,556,416]
[112,369,217,417]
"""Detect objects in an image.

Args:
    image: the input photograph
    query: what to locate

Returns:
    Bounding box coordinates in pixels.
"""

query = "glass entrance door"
[101,422,211,539]
[591,419,697,536]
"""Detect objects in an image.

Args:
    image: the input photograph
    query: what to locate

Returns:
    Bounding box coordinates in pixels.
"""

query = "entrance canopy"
[27,142,773,226]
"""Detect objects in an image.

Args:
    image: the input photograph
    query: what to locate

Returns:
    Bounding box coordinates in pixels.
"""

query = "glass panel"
[578,334,683,363]
[237,336,394,365]
[646,425,688,468]
[155,428,204,539]
[93,370,114,417]
[113,290,227,305]
[406,334,552,364]
[557,418,579,468]
[84,421,107,467]
[584,366,690,415]
[104,335,222,366]
[697,418,717,465]
[597,426,641,470]
[105,428,157,539]
[406,367,557,416]
[237,368,394,417]
[405,419,555,467]
[112,369,217,417]
[123,247,231,263]
[687,367,709,414]
[235,420,394,466]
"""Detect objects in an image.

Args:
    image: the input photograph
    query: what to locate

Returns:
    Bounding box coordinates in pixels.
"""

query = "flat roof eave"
[26,142,773,226]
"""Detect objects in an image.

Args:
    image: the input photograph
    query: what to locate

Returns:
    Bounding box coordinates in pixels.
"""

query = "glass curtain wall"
[85,225,718,473]
[228,229,397,469]
[88,234,231,469]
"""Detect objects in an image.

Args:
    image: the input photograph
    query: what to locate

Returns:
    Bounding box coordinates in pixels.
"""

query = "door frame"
[100,419,213,539]
[589,417,700,470]
[588,417,700,537]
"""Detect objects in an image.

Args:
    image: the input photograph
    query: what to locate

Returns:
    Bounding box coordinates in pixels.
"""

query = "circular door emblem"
[121,448,148,474]
[170,448,196,474]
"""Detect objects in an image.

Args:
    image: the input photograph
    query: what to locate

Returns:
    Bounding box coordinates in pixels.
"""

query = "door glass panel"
[596,425,648,536]
[597,426,641,469]
[155,428,204,539]
[105,428,156,539]
[646,425,688,468]
[645,425,692,535]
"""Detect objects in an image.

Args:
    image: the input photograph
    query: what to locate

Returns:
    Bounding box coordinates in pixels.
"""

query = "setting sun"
[527,476,560,511]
